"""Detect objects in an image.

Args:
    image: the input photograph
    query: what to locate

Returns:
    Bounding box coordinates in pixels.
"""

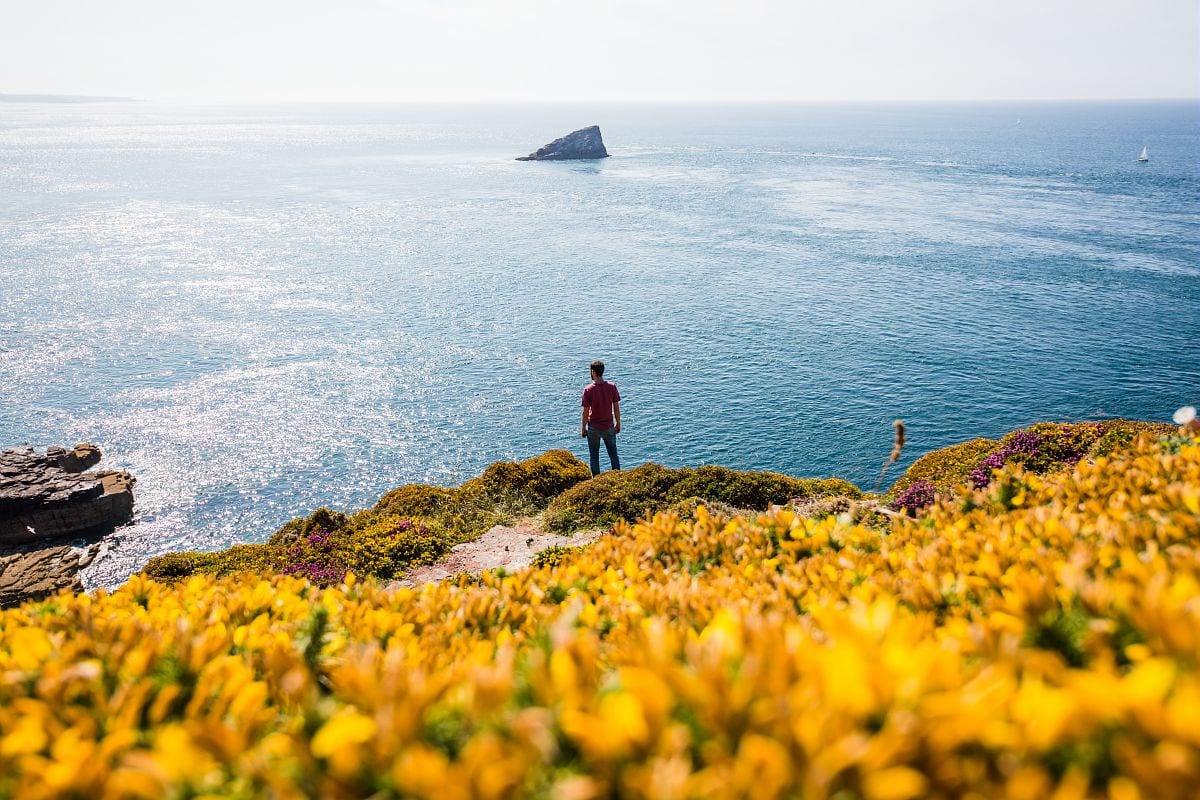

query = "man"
[581,359,621,477]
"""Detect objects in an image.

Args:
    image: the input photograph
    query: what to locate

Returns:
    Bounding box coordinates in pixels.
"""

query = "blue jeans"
[587,426,619,476]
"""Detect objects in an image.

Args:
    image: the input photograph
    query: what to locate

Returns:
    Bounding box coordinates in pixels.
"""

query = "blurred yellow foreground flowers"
[1,430,1198,799]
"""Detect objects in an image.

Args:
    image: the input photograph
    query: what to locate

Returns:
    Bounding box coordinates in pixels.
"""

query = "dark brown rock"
[57,443,103,473]
[0,444,135,606]
[0,544,99,607]
[0,444,135,543]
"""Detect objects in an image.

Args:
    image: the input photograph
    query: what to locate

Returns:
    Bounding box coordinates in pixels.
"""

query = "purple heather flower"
[1006,431,1043,454]
[283,561,345,585]
[306,528,333,548]
[892,479,936,515]
[391,519,428,539]
[970,431,1046,487]
[1060,446,1087,464]
[970,452,1007,487]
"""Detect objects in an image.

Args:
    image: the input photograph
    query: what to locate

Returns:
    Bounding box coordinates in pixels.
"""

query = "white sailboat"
[1138,146,1149,163]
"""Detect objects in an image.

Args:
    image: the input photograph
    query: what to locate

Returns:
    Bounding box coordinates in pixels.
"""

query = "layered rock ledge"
[516,125,609,161]
[0,444,135,606]
[1,444,134,543]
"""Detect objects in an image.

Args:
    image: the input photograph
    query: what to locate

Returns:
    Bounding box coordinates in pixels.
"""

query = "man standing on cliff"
[581,360,621,477]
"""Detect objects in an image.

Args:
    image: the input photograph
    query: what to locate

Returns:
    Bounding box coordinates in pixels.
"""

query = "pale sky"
[3,0,1198,102]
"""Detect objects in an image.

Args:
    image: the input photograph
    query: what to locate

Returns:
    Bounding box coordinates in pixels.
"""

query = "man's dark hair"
[590,360,605,376]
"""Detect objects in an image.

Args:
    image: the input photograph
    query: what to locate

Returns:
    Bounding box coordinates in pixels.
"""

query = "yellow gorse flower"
[0,430,1197,798]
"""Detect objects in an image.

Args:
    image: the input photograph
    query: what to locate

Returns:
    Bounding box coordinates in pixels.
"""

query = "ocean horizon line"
[6,94,1199,108]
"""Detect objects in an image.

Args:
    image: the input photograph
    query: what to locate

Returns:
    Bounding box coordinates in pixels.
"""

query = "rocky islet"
[516,124,609,161]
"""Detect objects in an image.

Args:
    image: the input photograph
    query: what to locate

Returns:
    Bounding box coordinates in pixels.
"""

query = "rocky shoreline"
[0,444,135,606]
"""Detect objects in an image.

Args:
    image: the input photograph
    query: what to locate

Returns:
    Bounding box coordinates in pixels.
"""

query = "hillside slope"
[0,423,1196,797]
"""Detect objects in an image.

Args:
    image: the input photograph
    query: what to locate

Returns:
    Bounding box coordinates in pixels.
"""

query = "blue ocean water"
[1,101,1198,587]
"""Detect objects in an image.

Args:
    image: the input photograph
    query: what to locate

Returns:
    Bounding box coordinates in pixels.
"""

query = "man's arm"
[581,405,589,438]
[613,401,621,435]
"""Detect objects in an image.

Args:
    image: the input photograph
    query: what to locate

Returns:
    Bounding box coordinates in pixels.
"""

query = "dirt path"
[388,521,606,589]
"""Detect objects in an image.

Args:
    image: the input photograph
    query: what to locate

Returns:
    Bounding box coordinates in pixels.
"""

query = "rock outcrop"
[0,444,135,606]
[0,543,101,608]
[516,125,609,161]
[0,444,135,545]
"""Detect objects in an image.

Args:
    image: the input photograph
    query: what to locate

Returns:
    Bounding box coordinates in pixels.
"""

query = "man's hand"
[615,423,621,434]
[581,428,587,438]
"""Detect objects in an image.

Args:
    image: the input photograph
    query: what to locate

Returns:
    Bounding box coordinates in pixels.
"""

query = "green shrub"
[268,519,304,547]
[531,545,581,570]
[986,421,1173,483]
[203,544,281,578]
[1091,420,1175,457]
[142,545,276,581]
[462,461,522,496]
[1004,422,1107,474]
[141,551,214,582]
[374,451,591,541]
[666,465,861,508]
[299,516,451,582]
[545,463,678,532]
[373,485,455,520]
[374,483,499,543]
[505,449,593,501]
[461,449,591,503]
[541,505,580,534]
[144,516,454,587]
[546,463,862,533]
[268,506,349,547]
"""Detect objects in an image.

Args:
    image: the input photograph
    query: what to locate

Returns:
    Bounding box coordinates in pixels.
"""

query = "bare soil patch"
[388,519,606,589]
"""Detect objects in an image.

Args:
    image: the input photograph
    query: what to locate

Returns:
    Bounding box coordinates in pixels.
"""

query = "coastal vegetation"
[886,419,1172,507]
[1,419,1197,798]
[144,419,1169,588]
[143,452,858,585]
[144,450,592,585]
[544,464,860,533]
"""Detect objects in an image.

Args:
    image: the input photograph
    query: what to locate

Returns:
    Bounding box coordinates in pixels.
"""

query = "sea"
[1,100,1198,588]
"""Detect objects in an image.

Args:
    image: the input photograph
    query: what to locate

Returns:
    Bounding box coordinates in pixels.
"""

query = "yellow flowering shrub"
[888,419,1174,498]
[145,451,592,584]
[144,517,451,586]
[3,429,1199,798]
[887,436,997,495]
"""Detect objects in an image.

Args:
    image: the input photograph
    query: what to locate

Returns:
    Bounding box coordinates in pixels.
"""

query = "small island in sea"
[516,125,610,161]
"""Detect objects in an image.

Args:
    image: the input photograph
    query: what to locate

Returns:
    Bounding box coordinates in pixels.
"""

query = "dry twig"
[874,419,906,492]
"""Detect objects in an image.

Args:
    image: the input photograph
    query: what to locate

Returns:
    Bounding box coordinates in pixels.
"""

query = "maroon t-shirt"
[582,380,621,430]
